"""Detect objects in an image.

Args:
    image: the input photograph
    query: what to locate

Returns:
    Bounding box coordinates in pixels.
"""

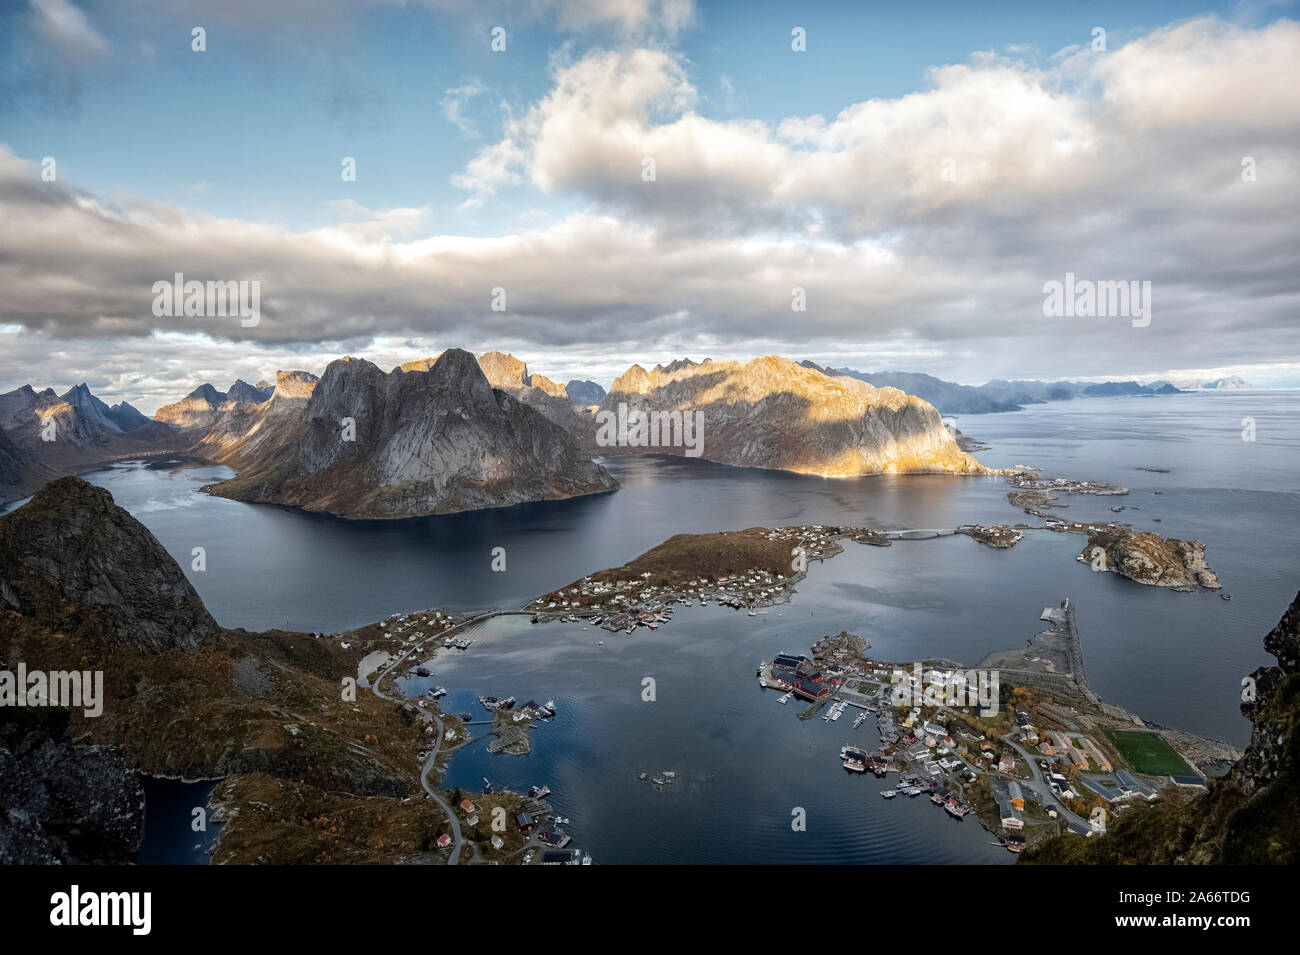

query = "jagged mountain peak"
[205,347,615,519]
[187,383,226,403]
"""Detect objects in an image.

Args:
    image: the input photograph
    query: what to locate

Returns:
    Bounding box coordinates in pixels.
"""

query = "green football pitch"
[1105,729,1194,776]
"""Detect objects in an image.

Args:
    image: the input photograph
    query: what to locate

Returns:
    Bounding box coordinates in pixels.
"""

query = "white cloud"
[440,80,487,137]
[27,0,110,62]
[1,15,1297,386]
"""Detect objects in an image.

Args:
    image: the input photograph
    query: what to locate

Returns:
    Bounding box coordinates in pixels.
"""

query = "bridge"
[883,528,957,540]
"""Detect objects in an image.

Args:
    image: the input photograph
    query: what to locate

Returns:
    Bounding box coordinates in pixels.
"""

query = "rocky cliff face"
[0,706,145,864]
[0,477,217,651]
[204,349,615,519]
[0,481,432,860]
[598,356,986,476]
[1023,590,1300,864]
[1081,529,1220,590]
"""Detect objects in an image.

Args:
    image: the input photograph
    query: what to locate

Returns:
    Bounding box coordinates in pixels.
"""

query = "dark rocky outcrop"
[0,706,144,864]
[0,477,217,651]
[204,349,615,519]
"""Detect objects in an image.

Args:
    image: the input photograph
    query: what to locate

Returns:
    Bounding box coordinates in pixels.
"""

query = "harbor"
[753,636,1016,850]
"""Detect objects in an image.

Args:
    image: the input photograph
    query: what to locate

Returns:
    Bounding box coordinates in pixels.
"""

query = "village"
[325,525,1222,864]
[752,625,1209,855]
[523,524,890,632]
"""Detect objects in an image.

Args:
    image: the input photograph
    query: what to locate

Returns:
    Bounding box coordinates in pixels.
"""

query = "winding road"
[369,610,499,864]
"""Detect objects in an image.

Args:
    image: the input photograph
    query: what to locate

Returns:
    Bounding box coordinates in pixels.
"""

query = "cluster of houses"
[527,524,865,621]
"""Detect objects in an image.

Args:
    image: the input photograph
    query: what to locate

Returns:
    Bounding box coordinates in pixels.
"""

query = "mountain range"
[0,352,1255,516]
[800,362,1228,415]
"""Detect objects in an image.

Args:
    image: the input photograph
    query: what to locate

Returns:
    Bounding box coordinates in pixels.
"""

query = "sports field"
[1105,729,1194,776]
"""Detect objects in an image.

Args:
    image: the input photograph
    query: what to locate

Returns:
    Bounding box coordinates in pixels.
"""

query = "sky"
[0,0,1297,412]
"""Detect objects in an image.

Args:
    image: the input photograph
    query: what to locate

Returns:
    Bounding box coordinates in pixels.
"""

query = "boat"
[881,790,897,799]
[428,686,447,699]
[841,745,868,760]
[777,691,793,704]
[842,758,867,772]
[542,700,556,714]
[853,711,868,728]
[759,677,768,687]
[415,667,430,677]
[904,786,923,796]
[528,784,552,799]
[554,816,570,826]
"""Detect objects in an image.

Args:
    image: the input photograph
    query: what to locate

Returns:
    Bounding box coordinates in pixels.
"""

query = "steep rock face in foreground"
[600,356,986,476]
[0,707,144,864]
[1023,590,1300,864]
[205,349,616,519]
[0,477,217,651]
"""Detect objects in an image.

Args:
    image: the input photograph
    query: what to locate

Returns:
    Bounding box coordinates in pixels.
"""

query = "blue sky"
[0,0,1297,408]
[1,0,1256,231]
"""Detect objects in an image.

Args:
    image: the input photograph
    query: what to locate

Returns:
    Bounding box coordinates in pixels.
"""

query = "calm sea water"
[12,391,1295,863]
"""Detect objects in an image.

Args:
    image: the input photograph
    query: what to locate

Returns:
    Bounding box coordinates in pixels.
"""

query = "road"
[1000,734,1094,834]
[369,610,499,864]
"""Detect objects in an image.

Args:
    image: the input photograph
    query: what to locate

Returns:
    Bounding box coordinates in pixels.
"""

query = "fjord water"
[54,391,1299,863]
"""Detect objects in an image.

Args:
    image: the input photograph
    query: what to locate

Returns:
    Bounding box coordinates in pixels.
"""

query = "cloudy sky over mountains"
[1,0,1297,411]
